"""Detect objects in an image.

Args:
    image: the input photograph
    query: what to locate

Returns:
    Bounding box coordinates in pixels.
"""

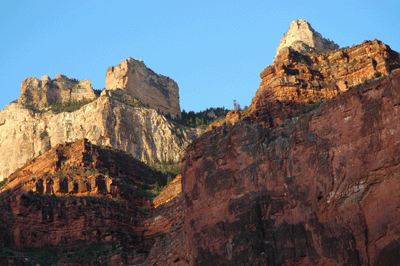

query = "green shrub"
[374,71,382,78]
[165,107,230,128]
[0,177,8,188]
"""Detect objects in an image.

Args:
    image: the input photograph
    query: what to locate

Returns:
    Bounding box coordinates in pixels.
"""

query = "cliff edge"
[274,19,339,62]
[17,74,96,109]
[103,58,181,118]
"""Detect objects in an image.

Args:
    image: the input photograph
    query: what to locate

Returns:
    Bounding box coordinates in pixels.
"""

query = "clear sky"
[1,0,399,112]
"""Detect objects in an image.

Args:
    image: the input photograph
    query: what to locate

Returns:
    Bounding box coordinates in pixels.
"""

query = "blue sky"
[1,0,399,112]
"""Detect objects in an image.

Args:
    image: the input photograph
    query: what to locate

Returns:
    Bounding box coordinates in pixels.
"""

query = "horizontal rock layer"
[152,174,182,208]
[0,96,199,181]
[0,139,182,265]
[250,39,400,127]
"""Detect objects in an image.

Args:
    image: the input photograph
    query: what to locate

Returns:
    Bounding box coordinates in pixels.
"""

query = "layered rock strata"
[0,139,164,205]
[17,74,96,109]
[0,96,199,181]
[274,19,339,62]
[179,69,400,265]
[0,139,182,265]
[152,174,182,208]
[104,58,181,117]
[250,39,400,127]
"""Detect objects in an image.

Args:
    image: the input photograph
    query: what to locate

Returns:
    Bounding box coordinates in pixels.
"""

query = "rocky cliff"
[152,174,182,208]
[104,57,181,118]
[179,67,400,266]
[0,139,182,265]
[251,39,400,127]
[274,19,339,62]
[2,21,400,265]
[0,96,199,181]
[17,74,96,109]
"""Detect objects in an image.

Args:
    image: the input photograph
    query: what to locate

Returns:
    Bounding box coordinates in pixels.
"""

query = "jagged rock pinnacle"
[273,19,339,62]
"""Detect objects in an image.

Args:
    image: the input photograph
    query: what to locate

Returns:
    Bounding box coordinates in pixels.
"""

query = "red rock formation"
[2,39,400,266]
[0,139,180,265]
[1,139,164,206]
[207,110,245,130]
[179,69,400,265]
[249,39,400,127]
[153,174,182,208]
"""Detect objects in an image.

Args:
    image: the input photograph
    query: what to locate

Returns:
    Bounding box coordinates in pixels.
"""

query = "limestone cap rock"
[17,74,96,109]
[103,57,181,118]
[274,19,339,62]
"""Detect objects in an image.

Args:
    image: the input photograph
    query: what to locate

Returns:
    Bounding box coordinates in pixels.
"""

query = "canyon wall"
[180,69,400,265]
[0,139,182,265]
[251,39,400,127]
[0,96,198,181]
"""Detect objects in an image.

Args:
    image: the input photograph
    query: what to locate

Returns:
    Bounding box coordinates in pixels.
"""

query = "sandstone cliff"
[17,74,96,109]
[250,39,400,127]
[176,68,400,266]
[0,96,199,181]
[152,174,182,208]
[103,58,181,117]
[274,19,339,62]
[0,139,182,265]
[0,139,164,205]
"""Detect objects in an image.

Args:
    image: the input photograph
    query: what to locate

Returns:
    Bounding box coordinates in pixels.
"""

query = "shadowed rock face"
[17,74,96,109]
[104,58,181,118]
[0,139,182,265]
[179,69,400,265]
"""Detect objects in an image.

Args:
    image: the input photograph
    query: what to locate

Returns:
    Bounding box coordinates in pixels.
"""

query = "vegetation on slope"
[165,107,231,129]
[25,98,97,114]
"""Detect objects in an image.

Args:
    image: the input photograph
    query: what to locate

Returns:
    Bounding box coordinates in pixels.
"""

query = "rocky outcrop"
[0,139,164,204]
[250,39,400,127]
[104,58,181,117]
[274,19,339,62]
[0,96,199,181]
[207,110,245,130]
[153,174,182,208]
[17,74,96,109]
[0,139,182,265]
[179,69,400,265]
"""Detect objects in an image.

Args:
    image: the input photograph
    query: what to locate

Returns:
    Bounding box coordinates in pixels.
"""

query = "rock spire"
[274,19,339,62]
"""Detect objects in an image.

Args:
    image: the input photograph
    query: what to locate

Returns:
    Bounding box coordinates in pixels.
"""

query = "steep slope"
[0,96,199,181]
[0,139,181,265]
[179,68,400,265]
[250,39,400,127]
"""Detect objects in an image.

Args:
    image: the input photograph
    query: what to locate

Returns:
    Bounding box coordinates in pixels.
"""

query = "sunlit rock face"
[17,74,96,108]
[274,19,339,62]
[250,39,400,127]
[0,96,199,181]
[104,57,181,118]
